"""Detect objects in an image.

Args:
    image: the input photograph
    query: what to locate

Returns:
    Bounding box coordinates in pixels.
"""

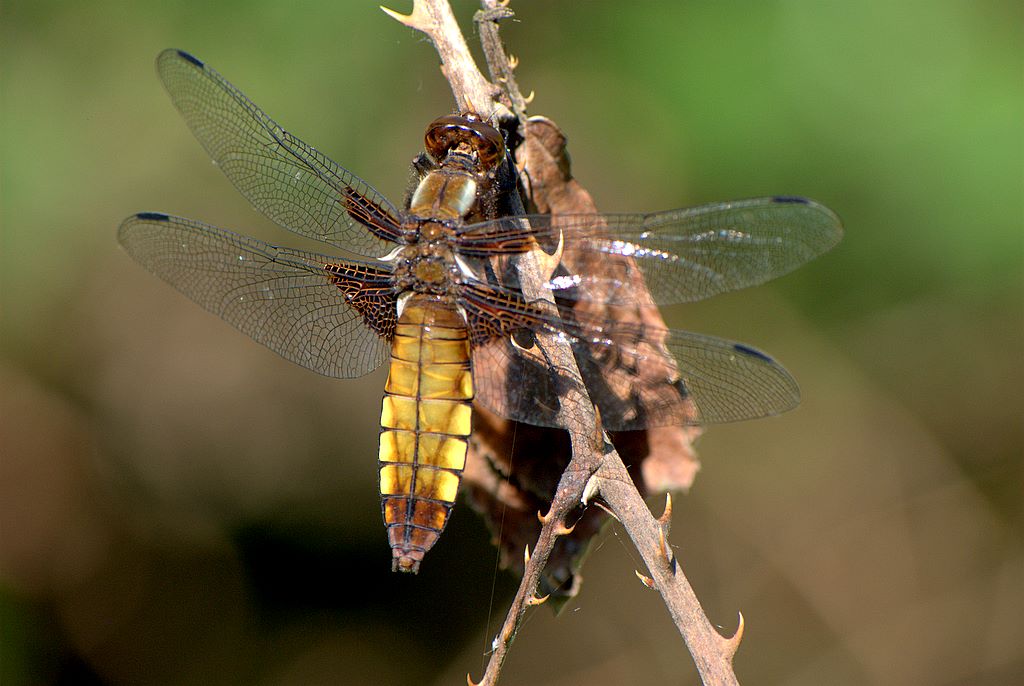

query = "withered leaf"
[463,116,701,605]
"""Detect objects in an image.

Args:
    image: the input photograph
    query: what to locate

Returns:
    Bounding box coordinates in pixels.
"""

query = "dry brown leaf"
[463,116,701,603]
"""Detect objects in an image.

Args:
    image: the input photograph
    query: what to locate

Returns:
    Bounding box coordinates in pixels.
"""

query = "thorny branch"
[381,0,506,119]
[381,2,743,684]
[475,1,532,121]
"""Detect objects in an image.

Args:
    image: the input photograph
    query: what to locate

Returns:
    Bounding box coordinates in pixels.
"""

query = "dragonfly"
[119,49,843,573]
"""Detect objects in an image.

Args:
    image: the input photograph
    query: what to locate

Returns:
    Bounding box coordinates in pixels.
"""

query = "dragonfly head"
[424,113,506,172]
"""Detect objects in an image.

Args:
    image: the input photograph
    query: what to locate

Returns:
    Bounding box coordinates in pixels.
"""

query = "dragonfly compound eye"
[424,114,506,171]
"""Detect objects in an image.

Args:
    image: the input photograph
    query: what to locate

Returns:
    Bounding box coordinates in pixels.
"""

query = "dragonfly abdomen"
[378,295,473,573]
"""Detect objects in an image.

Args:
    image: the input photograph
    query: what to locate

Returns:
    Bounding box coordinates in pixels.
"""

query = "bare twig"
[381,2,743,684]
[381,0,508,119]
[475,1,532,121]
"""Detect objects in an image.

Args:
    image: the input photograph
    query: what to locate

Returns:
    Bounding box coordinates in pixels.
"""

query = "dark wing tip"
[173,49,204,68]
[134,211,171,221]
[770,195,845,249]
[732,343,803,414]
[118,212,171,246]
[733,342,775,364]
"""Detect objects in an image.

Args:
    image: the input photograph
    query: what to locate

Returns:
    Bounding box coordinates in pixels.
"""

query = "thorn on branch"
[656,492,676,570]
[530,228,564,281]
[634,569,656,589]
[527,593,550,606]
[524,544,531,565]
[380,3,431,31]
[592,498,621,522]
[659,492,673,526]
[554,521,576,536]
[723,611,745,658]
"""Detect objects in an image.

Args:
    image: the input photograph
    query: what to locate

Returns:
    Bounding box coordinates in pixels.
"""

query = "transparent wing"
[156,49,403,256]
[457,196,843,305]
[460,283,799,430]
[118,212,395,378]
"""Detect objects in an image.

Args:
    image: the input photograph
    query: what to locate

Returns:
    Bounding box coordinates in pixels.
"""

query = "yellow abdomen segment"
[378,296,473,573]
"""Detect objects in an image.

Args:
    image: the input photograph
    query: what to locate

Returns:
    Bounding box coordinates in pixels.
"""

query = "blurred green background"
[2,1,1021,684]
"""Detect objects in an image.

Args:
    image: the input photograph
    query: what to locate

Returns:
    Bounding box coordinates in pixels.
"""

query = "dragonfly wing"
[460,283,570,428]
[586,327,800,430]
[471,335,566,428]
[118,212,395,378]
[462,281,798,429]
[457,197,842,305]
[156,49,403,256]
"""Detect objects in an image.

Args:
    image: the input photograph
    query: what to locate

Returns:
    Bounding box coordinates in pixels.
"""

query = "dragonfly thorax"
[409,170,477,220]
[392,240,459,295]
[411,255,449,288]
